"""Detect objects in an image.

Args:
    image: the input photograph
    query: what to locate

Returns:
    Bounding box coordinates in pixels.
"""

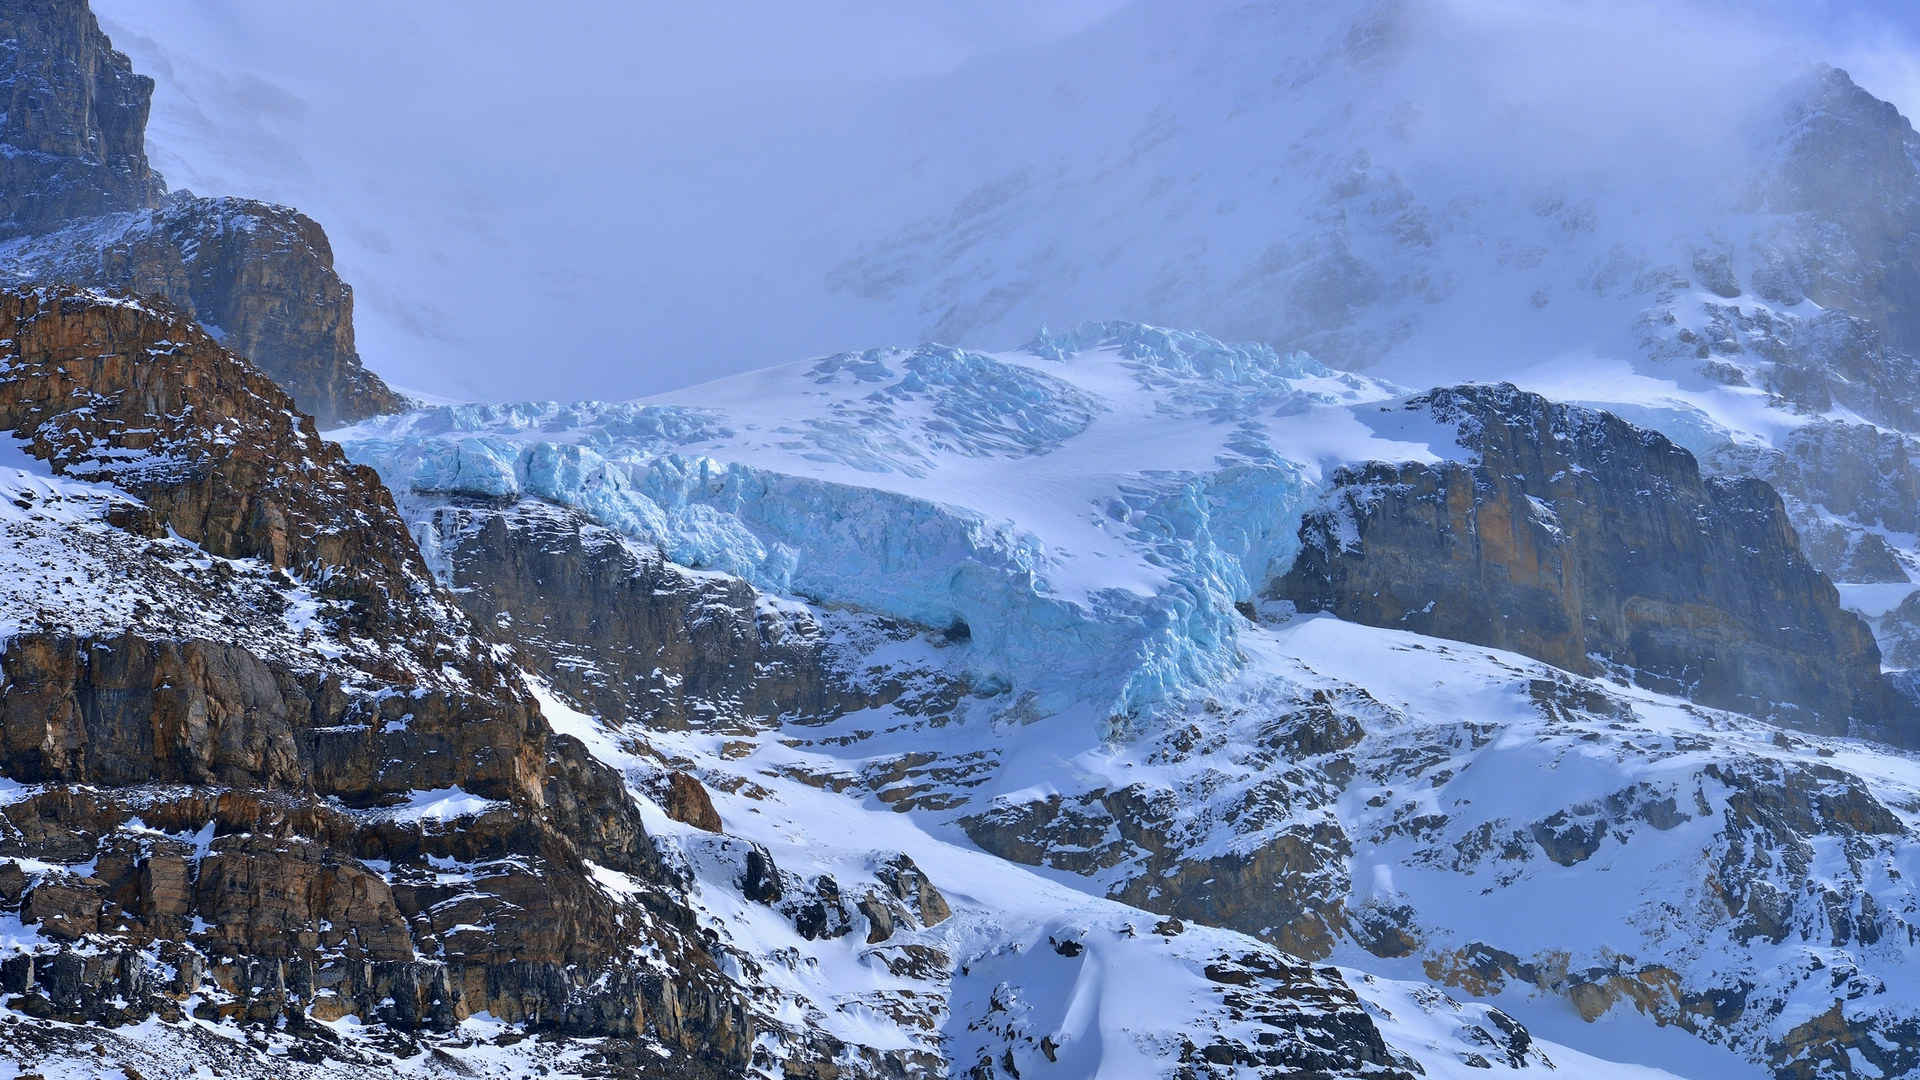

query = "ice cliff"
[340,323,1403,726]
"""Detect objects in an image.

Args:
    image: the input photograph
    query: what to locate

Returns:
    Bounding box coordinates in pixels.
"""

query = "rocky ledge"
[1275,383,1909,741]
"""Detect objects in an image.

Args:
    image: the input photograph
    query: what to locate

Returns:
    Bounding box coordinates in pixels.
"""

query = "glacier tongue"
[340,323,1407,725]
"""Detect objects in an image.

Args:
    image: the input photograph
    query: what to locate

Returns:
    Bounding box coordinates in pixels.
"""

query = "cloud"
[88,0,1920,403]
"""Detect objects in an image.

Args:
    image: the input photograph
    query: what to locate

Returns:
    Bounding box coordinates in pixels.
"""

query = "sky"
[88,0,1920,407]
[92,0,1131,403]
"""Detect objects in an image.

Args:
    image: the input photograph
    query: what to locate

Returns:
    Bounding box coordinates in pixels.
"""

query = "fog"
[90,0,1920,405]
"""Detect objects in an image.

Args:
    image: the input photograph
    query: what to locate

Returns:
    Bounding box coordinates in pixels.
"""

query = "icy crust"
[341,324,1402,722]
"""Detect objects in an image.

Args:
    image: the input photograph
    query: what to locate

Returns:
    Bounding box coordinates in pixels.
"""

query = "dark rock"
[1276,384,1907,740]
[0,0,163,236]
[23,872,103,939]
[876,854,950,927]
[741,844,783,904]
[856,895,895,944]
[790,875,851,942]
[416,499,852,733]
[0,860,27,904]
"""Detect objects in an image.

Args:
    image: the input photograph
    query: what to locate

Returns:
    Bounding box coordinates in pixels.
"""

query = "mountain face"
[1277,384,1904,738]
[0,0,400,427]
[15,2,1920,1080]
[0,288,755,1073]
[337,324,1920,1079]
[0,0,162,236]
[0,288,1603,1079]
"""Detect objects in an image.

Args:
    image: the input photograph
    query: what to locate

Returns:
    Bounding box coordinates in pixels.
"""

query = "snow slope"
[530,669,1718,1080]
[340,314,1920,1074]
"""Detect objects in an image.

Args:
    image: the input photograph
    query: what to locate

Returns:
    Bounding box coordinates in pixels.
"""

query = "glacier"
[340,323,1411,727]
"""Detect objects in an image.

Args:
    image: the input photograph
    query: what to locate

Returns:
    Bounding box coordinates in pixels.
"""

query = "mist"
[91,0,1920,406]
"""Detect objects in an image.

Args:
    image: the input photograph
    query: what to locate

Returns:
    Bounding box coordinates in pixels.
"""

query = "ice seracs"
[341,322,1408,728]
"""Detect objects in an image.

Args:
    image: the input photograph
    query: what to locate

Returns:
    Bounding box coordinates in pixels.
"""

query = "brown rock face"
[22,873,104,940]
[417,498,868,731]
[0,0,164,237]
[1276,384,1905,740]
[0,3,403,426]
[0,288,750,1066]
[1,195,406,427]
[665,771,723,832]
[0,288,425,632]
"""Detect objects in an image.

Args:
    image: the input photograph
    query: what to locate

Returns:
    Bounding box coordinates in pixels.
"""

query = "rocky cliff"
[0,0,163,236]
[417,497,859,733]
[0,0,402,427]
[1275,384,1904,740]
[0,288,749,1073]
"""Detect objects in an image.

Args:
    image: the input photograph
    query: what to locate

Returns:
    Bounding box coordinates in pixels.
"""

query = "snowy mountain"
[335,323,1920,1078]
[0,288,1695,1080]
[13,1,1920,1079]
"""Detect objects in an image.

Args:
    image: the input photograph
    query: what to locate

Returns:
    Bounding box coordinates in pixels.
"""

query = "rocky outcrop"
[1275,384,1905,739]
[664,771,723,832]
[0,193,405,427]
[964,687,1371,962]
[1762,67,1920,360]
[0,288,750,1069]
[415,497,934,731]
[0,288,421,629]
[0,1,402,426]
[0,0,163,237]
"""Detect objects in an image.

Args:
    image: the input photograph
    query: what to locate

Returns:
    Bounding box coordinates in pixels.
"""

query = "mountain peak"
[0,0,164,237]
[0,0,404,427]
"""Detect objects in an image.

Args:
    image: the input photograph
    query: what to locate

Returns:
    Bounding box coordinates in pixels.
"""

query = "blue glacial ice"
[339,324,1390,728]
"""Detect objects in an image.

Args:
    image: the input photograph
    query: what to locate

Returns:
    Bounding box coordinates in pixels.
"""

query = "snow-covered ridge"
[340,323,1412,725]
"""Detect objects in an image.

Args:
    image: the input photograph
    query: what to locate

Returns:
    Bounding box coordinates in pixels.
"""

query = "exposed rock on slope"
[417,497,859,732]
[1761,66,1920,360]
[0,289,1554,1080]
[1276,384,1903,739]
[0,0,163,236]
[0,194,404,426]
[364,488,1570,1080]
[955,626,1920,1079]
[0,0,402,426]
[0,287,748,1071]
